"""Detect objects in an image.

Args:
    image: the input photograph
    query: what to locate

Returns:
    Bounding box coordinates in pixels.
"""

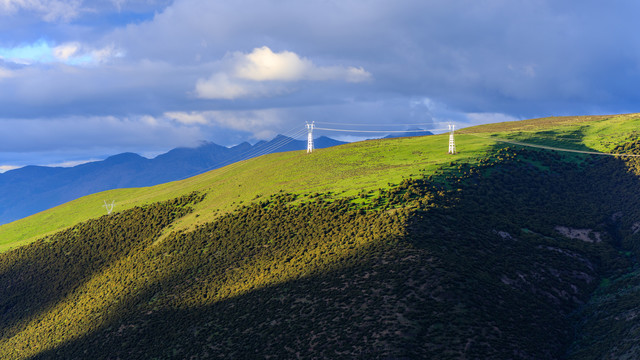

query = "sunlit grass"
[3,114,640,358]
[3,112,639,253]
[0,134,494,252]
[461,113,640,154]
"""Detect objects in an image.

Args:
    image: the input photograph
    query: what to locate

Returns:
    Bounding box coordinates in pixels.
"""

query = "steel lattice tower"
[103,200,115,215]
[306,121,315,153]
[448,124,456,154]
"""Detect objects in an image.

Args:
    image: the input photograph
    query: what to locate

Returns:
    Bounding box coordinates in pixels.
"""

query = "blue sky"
[0,0,638,170]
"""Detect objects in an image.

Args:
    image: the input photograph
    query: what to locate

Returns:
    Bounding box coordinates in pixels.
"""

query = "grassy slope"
[5,135,640,359]
[0,133,492,252]
[1,113,640,358]
[460,113,640,152]
[2,112,640,253]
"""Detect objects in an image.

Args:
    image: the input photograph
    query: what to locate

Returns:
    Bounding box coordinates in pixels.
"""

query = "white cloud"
[164,111,209,125]
[207,109,282,134]
[465,112,520,125]
[90,45,124,63]
[164,109,283,140]
[0,67,14,79]
[0,40,123,66]
[110,0,125,11]
[235,46,314,81]
[0,165,20,173]
[45,158,100,167]
[235,46,372,82]
[194,73,256,100]
[345,66,372,83]
[195,46,372,99]
[53,42,80,60]
[0,0,82,22]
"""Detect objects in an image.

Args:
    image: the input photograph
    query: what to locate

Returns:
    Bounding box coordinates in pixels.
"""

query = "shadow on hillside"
[27,243,445,360]
[0,225,135,340]
[514,128,593,151]
[474,127,602,154]
[29,144,640,359]
[498,129,596,151]
[13,144,640,360]
[413,142,640,355]
[0,200,193,342]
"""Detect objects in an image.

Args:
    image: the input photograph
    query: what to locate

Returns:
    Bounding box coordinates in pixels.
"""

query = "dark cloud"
[0,116,201,151]
[1,0,639,166]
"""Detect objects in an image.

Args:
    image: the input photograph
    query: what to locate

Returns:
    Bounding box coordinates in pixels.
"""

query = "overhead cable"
[314,127,448,133]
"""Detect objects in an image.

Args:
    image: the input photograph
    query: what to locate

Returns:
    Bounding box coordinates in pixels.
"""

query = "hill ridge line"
[470,133,640,157]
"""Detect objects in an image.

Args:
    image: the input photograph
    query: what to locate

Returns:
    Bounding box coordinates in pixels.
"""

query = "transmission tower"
[103,200,115,215]
[306,121,315,153]
[448,123,456,154]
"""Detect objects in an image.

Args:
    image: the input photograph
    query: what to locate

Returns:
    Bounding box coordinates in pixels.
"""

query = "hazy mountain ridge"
[0,135,345,225]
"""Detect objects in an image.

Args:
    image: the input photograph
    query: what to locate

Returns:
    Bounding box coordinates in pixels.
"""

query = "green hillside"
[0,132,492,252]
[2,113,640,358]
[460,113,640,153]
[4,112,640,253]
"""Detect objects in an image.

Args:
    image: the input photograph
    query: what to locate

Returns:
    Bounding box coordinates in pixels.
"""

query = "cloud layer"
[0,0,82,22]
[0,39,121,65]
[195,46,371,100]
[0,0,639,167]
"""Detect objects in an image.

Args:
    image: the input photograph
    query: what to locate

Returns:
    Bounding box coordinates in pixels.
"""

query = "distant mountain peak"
[0,134,346,225]
[103,152,146,163]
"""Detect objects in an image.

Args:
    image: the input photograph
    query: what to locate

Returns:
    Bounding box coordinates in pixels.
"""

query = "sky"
[0,0,639,170]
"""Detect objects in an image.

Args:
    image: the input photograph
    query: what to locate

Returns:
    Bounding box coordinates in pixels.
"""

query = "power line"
[174,126,307,181]
[314,127,448,133]
[315,121,439,127]
[234,129,307,161]
[196,128,308,181]
[205,128,305,168]
[173,123,450,182]
[201,123,457,186]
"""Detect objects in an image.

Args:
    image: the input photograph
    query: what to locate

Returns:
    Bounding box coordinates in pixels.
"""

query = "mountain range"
[0,135,345,225]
